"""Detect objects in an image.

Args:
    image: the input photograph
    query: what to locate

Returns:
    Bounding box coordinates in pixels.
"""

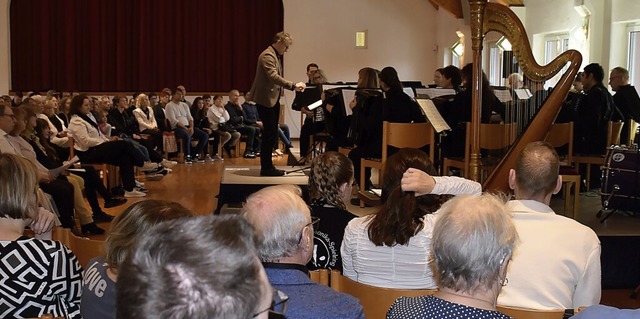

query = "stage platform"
[215,164,309,213]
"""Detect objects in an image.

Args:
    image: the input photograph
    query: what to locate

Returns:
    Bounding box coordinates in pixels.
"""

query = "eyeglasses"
[297,217,320,245]
[253,289,289,318]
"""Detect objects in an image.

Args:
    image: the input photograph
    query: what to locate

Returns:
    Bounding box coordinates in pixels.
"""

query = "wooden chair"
[330,270,436,319]
[544,122,580,219]
[309,269,330,286]
[53,226,105,268]
[68,136,109,186]
[496,305,570,319]
[358,121,435,207]
[573,121,624,189]
[442,122,516,180]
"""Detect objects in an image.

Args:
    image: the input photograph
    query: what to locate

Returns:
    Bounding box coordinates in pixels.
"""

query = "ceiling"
[429,0,524,19]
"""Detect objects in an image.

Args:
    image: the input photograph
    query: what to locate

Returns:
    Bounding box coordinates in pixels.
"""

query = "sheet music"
[494,89,513,102]
[341,90,356,116]
[414,88,456,99]
[403,87,415,98]
[515,89,532,100]
[307,100,323,110]
[416,99,451,133]
[323,84,354,91]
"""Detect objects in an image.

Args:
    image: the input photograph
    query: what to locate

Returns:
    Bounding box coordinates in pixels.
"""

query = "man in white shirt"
[164,87,208,164]
[0,104,19,154]
[498,141,601,309]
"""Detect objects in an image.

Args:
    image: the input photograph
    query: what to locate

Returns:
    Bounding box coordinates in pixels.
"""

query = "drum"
[601,146,640,212]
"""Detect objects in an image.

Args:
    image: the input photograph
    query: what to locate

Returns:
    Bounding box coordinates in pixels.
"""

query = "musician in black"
[609,66,640,144]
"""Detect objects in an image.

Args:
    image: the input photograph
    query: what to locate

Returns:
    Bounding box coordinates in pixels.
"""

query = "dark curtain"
[10,0,283,92]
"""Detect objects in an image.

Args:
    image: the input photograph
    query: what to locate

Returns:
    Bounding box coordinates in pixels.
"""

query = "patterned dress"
[0,236,82,318]
[387,295,512,319]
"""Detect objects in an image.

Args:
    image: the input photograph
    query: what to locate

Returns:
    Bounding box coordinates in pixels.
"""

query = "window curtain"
[10,0,283,92]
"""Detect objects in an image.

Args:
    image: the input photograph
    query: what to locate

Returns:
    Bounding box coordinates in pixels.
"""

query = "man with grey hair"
[243,185,364,319]
[116,214,274,319]
[388,193,516,318]
[498,141,601,309]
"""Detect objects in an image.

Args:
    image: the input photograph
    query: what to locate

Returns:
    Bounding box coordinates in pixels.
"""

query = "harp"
[466,0,583,192]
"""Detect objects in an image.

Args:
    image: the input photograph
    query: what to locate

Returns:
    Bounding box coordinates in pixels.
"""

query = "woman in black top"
[307,151,357,271]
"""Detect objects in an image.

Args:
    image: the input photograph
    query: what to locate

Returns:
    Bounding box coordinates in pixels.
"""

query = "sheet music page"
[415,88,456,99]
[323,84,354,91]
[416,99,451,133]
[341,90,356,116]
[493,89,513,102]
[403,87,415,98]
[515,89,531,100]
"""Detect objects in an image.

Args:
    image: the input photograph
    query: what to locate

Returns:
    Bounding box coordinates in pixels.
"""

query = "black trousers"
[257,102,280,170]
[72,165,113,214]
[76,140,143,191]
[40,177,75,228]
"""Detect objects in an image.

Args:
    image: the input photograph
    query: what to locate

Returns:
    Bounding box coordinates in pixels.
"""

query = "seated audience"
[165,87,208,163]
[243,184,365,319]
[498,141,601,309]
[67,94,148,198]
[387,193,517,319]
[116,214,273,319]
[307,151,358,271]
[242,91,293,151]
[226,89,261,158]
[207,94,241,158]
[132,93,164,153]
[82,200,198,319]
[34,119,124,224]
[190,96,221,161]
[0,153,82,318]
[342,148,481,289]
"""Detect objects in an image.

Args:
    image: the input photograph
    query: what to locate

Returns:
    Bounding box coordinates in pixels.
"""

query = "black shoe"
[70,225,83,237]
[93,211,115,222]
[260,168,285,176]
[255,151,261,157]
[244,152,256,158]
[81,222,105,235]
[104,198,127,208]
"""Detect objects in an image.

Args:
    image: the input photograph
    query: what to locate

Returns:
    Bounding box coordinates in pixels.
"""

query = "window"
[628,28,640,87]
[544,34,570,89]
[450,41,463,68]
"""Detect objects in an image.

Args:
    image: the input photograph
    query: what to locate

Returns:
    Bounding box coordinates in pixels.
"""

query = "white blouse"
[132,107,158,131]
[340,176,482,289]
[206,106,231,131]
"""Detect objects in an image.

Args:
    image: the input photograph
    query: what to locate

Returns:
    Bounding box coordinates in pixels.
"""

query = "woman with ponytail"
[341,148,481,289]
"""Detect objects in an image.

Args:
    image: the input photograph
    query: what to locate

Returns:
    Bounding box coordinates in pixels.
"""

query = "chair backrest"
[53,227,105,268]
[330,270,436,319]
[628,119,638,146]
[608,121,624,146]
[544,122,574,165]
[496,305,568,319]
[382,121,435,163]
[309,269,330,286]
[461,122,517,174]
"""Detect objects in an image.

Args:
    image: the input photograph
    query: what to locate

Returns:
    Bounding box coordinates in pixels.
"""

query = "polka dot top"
[387,295,512,319]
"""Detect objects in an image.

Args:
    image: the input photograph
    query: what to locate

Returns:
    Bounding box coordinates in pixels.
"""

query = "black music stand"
[292,86,324,167]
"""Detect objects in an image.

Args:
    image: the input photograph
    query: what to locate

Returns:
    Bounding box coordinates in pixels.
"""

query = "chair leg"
[360,163,366,208]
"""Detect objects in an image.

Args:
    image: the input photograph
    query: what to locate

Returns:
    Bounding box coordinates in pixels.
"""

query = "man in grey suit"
[249,31,305,176]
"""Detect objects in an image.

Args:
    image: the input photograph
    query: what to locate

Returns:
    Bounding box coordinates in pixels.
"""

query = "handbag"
[162,132,178,153]
[218,122,237,133]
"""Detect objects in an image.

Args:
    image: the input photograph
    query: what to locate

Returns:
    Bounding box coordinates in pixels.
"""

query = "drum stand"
[597,184,619,223]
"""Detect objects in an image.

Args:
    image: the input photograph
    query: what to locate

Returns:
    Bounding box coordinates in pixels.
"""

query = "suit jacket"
[249,45,293,108]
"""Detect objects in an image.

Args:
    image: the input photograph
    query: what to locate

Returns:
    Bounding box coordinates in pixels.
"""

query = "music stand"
[292,86,324,167]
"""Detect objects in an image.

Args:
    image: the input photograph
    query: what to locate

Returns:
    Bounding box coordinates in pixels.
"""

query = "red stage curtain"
[10,0,283,93]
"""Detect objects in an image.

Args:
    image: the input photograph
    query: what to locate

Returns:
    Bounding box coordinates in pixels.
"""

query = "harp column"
[468,0,488,183]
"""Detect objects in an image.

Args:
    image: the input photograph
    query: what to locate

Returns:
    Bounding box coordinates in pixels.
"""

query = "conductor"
[249,31,306,176]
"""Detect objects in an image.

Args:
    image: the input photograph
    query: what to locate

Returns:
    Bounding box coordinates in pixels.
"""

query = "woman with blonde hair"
[81,200,198,319]
[0,153,82,318]
[132,93,164,153]
[307,151,358,271]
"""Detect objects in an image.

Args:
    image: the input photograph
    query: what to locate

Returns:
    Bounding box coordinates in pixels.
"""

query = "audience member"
[307,151,358,271]
[151,92,168,131]
[116,213,273,318]
[249,32,306,176]
[67,95,148,198]
[572,305,640,319]
[132,93,164,154]
[190,96,221,161]
[226,89,261,158]
[498,141,601,309]
[82,200,198,319]
[165,87,209,163]
[0,153,82,318]
[207,94,240,158]
[243,91,293,151]
[342,148,481,289]
[387,193,516,319]
[243,184,365,319]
